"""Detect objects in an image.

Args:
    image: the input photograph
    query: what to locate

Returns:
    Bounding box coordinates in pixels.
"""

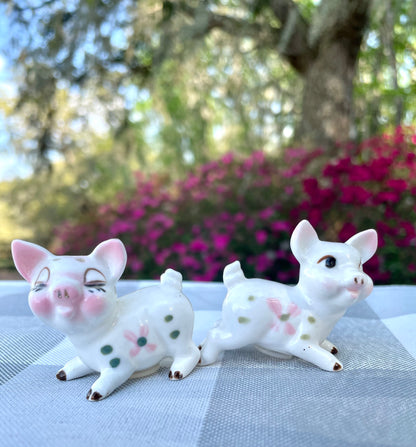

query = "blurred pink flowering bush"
[55,127,416,284]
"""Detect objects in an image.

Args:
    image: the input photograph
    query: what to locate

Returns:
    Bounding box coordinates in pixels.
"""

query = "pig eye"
[317,255,336,268]
[35,267,50,284]
[325,257,336,268]
[84,268,107,292]
[32,267,50,292]
[84,268,106,284]
[32,283,46,293]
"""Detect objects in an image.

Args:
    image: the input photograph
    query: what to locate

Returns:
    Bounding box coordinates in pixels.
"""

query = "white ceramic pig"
[200,220,378,371]
[11,239,200,401]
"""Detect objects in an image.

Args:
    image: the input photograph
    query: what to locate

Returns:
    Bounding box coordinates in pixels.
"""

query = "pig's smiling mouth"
[56,305,77,319]
[347,289,360,300]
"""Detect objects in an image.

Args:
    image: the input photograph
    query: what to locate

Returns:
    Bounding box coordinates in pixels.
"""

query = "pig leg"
[56,356,94,381]
[163,323,200,379]
[321,339,339,355]
[154,302,200,379]
[200,318,267,365]
[168,343,200,380]
[290,343,343,371]
[87,365,135,401]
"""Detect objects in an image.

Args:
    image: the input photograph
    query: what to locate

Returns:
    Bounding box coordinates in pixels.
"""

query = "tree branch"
[177,3,275,47]
[269,0,315,74]
[178,1,316,74]
[308,0,371,54]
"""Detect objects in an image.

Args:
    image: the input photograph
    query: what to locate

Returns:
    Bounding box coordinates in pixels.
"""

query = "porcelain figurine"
[200,220,378,371]
[11,239,200,401]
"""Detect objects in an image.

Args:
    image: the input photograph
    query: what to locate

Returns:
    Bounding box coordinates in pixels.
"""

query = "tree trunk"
[297,39,357,149]
[287,0,371,149]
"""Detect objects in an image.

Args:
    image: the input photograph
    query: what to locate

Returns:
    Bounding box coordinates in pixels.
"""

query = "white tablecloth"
[0,281,415,446]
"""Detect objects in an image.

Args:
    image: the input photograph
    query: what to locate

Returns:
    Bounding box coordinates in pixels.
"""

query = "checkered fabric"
[0,281,415,446]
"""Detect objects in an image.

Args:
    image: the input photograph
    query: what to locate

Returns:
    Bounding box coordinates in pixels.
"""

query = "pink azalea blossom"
[190,239,208,252]
[271,221,290,232]
[259,208,274,219]
[221,152,234,164]
[387,179,407,192]
[213,234,230,251]
[129,258,143,272]
[255,230,268,245]
[340,185,372,204]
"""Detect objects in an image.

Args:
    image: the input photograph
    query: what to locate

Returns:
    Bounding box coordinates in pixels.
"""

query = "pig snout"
[345,272,372,299]
[51,281,84,319]
[352,274,365,287]
[53,284,82,304]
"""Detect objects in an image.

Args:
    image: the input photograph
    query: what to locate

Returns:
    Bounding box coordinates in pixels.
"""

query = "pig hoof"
[169,370,183,380]
[198,345,202,350]
[56,370,67,381]
[86,389,103,401]
[91,392,103,401]
[331,347,338,355]
[333,362,342,371]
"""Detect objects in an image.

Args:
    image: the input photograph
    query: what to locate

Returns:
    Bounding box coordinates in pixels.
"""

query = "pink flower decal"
[124,324,157,357]
[267,298,301,335]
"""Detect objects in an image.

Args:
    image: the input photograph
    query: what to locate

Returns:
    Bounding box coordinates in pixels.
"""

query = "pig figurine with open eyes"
[200,220,378,371]
[11,239,200,401]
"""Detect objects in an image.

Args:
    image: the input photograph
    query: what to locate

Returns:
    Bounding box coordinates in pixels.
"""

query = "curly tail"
[160,269,183,291]
[223,261,246,291]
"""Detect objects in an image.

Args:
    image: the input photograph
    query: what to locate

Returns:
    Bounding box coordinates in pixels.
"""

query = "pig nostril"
[361,279,364,285]
[354,278,358,284]
[64,289,70,299]
[57,290,62,299]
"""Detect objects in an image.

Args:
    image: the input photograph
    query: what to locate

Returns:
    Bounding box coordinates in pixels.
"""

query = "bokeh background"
[0,0,415,283]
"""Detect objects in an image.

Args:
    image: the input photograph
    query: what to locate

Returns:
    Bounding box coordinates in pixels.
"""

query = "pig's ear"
[11,240,51,282]
[91,239,127,281]
[346,229,378,263]
[290,220,319,262]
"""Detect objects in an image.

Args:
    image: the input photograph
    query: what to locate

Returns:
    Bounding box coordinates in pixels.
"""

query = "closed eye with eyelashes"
[84,282,106,292]
[84,268,107,292]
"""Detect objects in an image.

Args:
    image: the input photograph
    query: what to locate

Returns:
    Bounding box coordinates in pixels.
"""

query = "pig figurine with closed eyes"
[11,239,200,401]
[200,220,378,371]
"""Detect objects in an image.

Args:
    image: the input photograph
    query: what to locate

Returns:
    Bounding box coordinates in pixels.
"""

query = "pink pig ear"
[11,240,51,282]
[290,220,320,262]
[90,239,127,281]
[346,229,378,263]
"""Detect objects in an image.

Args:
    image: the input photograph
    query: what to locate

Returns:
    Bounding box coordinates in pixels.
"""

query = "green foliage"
[1,0,416,269]
[355,0,416,136]
[4,0,415,170]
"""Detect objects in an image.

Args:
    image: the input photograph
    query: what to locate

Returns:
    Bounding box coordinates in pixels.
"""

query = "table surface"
[0,281,415,447]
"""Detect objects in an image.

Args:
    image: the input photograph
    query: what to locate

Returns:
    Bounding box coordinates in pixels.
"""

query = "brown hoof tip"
[90,391,103,401]
[87,389,103,401]
[331,347,338,355]
[169,370,183,380]
[198,345,202,350]
[56,370,67,381]
[333,362,342,371]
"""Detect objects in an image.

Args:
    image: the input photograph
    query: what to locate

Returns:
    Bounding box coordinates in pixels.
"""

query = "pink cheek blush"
[29,294,52,317]
[321,277,340,292]
[81,295,106,316]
